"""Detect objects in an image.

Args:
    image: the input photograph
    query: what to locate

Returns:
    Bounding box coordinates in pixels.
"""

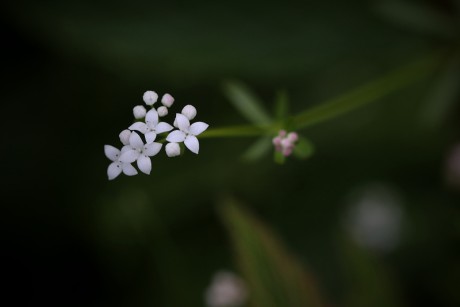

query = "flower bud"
[157,106,168,117]
[287,132,298,142]
[181,104,197,120]
[133,105,147,119]
[161,93,174,107]
[119,129,132,145]
[143,90,158,105]
[166,142,181,157]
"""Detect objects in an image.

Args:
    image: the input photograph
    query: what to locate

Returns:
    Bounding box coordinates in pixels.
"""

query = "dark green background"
[2,0,459,306]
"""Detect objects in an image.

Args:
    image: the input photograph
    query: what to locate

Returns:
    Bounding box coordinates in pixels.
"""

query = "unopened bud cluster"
[272,130,298,156]
[105,90,209,180]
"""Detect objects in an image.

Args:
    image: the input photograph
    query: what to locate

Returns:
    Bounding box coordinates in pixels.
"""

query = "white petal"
[175,113,190,132]
[107,162,122,180]
[166,143,181,157]
[119,149,140,163]
[143,142,162,156]
[137,155,152,174]
[129,122,148,134]
[184,135,199,154]
[104,145,120,161]
[155,122,174,134]
[189,122,209,136]
[129,132,144,149]
[146,109,159,125]
[121,145,131,154]
[166,130,186,143]
[122,163,138,176]
[145,131,157,144]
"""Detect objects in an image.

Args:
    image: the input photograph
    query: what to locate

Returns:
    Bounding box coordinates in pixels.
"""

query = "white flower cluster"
[105,90,209,180]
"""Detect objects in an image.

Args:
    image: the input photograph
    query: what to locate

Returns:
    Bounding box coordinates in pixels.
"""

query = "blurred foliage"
[2,0,460,306]
[220,197,324,307]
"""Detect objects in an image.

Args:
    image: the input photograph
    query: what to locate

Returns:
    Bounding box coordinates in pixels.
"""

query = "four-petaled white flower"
[119,132,162,175]
[167,113,208,154]
[129,109,173,144]
[106,91,208,180]
[105,145,138,180]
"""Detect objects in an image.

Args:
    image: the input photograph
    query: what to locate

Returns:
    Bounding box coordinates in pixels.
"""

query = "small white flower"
[104,145,138,180]
[119,132,162,175]
[205,270,248,307]
[129,109,174,144]
[166,113,208,154]
[143,91,158,105]
[161,93,174,107]
[165,143,181,157]
[133,105,147,119]
[181,104,197,120]
[119,129,132,146]
[157,106,168,117]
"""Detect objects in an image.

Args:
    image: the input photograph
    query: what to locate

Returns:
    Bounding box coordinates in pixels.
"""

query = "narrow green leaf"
[293,53,441,130]
[274,90,289,123]
[242,136,272,161]
[219,198,325,307]
[274,151,286,164]
[339,237,403,307]
[421,55,460,128]
[223,80,272,125]
[293,137,315,160]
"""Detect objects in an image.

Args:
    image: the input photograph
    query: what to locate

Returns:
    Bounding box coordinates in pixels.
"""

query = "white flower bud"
[133,105,147,119]
[161,93,174,107]
[143,90,158,105]
[157,106,168,117]
[181,104,197,120]
[166,143,181,157]
[119,129,132,145]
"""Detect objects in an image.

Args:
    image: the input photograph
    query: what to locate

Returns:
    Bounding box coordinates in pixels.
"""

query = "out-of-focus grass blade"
[292,53,441,130]
[223,80,272,126]
[219,198,325,307]
[421,55,460,128]
[339,237,402,307]
[293,137,315,160]
[376,1,455,39]
[242,136,272,161]
[274,90,289,125]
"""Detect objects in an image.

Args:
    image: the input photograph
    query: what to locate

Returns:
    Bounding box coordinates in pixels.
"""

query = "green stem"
[200,124,270,138]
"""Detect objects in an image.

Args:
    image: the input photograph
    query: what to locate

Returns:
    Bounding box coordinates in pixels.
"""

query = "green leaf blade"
[223,80,272,126]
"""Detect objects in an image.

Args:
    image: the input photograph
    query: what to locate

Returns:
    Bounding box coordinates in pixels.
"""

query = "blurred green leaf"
[219,198,324,307]
[293,137,315,160]
[293,53,441,130]
[274,90,289,125]
[339,237,402,307]
[421,55,460,128]
[242,136,272,161]
[223,81,272,126]
[376,1,455,39]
